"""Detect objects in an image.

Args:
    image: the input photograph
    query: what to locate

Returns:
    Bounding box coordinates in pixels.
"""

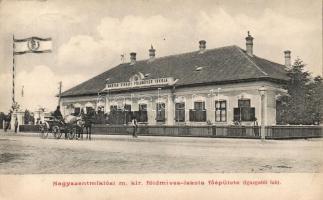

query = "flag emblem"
[14,36,52,55]
[27,38,40,51]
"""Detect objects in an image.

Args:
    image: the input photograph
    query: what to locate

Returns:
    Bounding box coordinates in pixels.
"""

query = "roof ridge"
[122,45,238,64]
[236,47,269,76]
[61,70,108,95]
[253,54,287,70]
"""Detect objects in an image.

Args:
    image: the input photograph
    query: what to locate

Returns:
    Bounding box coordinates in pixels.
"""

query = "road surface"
[0,131,322,173]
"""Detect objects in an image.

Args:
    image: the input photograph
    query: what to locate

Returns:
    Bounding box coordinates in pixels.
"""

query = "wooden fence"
[92,125,323,139]
[265,125,322,139]
[18,124,323,139]
[19,124,40,132]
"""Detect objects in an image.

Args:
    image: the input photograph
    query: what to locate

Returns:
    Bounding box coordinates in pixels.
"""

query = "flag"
[14,36,52,55]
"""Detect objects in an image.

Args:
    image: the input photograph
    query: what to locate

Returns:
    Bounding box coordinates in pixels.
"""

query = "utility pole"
[58,81,62,106]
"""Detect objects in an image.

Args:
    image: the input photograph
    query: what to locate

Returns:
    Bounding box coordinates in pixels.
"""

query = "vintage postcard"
[0,0,322,199]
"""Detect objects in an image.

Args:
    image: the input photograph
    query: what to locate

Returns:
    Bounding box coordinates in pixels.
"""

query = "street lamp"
[258,86,267,141]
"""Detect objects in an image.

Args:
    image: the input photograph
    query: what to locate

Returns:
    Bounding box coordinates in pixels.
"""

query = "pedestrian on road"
[4,112,11,132]
[84,109,94,140]
[14,117,18,133]
[253,117,259,136]
[131,117,138,138]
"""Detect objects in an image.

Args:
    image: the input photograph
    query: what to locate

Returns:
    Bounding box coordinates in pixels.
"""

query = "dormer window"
[195,66,203,71]
[144,73,150,78]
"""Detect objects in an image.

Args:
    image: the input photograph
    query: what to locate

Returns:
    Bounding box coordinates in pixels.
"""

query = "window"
[86,106,94,114]
[175,103,185,122]
[215,100,227,122]
[190,101,206,122]
[156,103,166,122]
[109,104,132,125]
[138,104,148,122]
[238,99,250,107]
[124,104,131,111]
[139,104,147,111]
[97,106,105,114]
[234,99,255,121]
[74,107,80,115]
[123,104,132,124]
[194,101,205,110]
[110,105,118,112]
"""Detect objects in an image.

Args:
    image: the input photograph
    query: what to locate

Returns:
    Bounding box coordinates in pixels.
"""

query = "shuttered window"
[156,103,166,122]
[74,107,80,115]
[190,101,206,122]
[215,100,227,122]
[234,99,255,122]
[194,102,205,110]
[138,104,148,122]
[175,103,185,122]
[86,106,94,114]
[110,105,118,112]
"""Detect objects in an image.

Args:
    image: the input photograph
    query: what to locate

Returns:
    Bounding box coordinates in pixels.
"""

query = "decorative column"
[258,86,267,141]
[167,93,175,125]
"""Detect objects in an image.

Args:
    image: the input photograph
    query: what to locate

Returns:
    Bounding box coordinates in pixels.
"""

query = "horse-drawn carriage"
[39,115,84,140]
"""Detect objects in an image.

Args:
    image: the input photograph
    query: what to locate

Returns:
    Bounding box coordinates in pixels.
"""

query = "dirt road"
[0,131,322,174]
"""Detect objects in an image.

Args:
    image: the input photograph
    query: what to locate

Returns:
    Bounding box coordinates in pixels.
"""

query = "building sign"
[103,77,175,91]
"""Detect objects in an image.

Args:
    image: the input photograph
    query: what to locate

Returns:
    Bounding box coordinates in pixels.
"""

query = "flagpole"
[58,81,62,106]
[12,35,16,110]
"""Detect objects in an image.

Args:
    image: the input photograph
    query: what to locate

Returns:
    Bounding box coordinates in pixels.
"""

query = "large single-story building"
[60,32,290,126]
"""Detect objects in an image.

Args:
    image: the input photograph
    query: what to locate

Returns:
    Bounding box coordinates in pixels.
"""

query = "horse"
[83,111,95,140]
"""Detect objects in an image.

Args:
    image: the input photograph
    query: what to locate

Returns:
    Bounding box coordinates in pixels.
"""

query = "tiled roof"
[61,45,289,97]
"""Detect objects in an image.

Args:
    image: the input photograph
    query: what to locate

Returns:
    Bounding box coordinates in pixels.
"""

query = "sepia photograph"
[0,0,322,199]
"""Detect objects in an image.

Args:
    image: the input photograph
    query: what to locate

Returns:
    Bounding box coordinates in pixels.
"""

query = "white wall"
[60,81,286,125]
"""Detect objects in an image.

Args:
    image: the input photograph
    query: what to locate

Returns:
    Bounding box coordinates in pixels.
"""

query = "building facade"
[60,33,290,126]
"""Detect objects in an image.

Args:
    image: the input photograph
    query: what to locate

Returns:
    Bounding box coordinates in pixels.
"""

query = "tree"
[306,76,323,124]
[0,112,5,129]
[278,58,322,125]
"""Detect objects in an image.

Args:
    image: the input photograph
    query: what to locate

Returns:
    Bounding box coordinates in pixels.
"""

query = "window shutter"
[74,107,80,115]
[189,109,194,121]
[202,110,206,121]
[250,107,255,121]
[234,108,240,121]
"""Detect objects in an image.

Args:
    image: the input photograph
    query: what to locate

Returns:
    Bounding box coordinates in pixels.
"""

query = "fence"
[265,125,322,139]
[17,124,323,139]
[19,125,40,132]
[92,125,323,139]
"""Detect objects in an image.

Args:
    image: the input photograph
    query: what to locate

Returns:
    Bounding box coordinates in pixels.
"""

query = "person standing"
[53,106,63,121]
[131,117,138,138]
[14,117,18,133]
[4,112,11,132]
[253,117,259,136]
[84,109,94,140]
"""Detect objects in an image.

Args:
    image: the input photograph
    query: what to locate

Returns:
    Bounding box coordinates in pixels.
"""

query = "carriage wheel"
[53,126,62,139]
[39,124,49,139]
[67,128,76,140]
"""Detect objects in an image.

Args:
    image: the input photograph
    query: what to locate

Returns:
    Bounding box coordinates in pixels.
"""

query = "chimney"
[149,45,156,60]
[199,40,206,53]
[130,52,136,65]
[284,50,291,68]
[245,31,254,56]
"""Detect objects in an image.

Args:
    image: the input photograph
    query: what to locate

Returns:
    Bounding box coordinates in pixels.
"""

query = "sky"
[0,0,322,112]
